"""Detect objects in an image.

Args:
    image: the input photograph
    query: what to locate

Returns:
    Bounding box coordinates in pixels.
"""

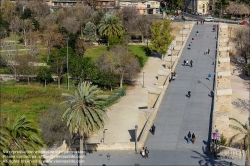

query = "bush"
[108,36,121,46]
[244,64,250,76]
[218,134,227,146]
[39,104,71,148]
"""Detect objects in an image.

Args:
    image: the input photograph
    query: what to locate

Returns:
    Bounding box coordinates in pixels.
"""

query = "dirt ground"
[230,63,250,136]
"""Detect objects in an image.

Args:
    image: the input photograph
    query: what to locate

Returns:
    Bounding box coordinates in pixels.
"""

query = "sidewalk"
[88,53,165,143]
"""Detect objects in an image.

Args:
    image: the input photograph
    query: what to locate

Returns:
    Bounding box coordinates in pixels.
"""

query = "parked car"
[198,13,203,16]
[204,17,214,22]
[239,21,249,25]
[169,17,175,20]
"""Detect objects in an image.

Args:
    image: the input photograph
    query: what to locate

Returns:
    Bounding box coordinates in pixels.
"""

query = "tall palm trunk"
[80,136,84,166]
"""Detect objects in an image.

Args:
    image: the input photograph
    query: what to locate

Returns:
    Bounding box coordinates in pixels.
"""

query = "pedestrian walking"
[190,60,193,67]
[187,44,191,50]
[200,20,202,24]
[208,48,210,54]
[183,59,186,65]
[192,133,196,143]
[187,131,191,143]
[207,73,212,81]
[145,147,149,158]
[141,147,145,158]
[151,124,156,135]
[196,31,199,36]
[203,20,205,24]
[186,60,189,66]
[188,90,191,98]
[197,21,198,25]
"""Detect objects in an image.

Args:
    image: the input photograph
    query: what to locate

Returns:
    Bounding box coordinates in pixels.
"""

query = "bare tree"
[15,54,38,85]
[26,30,40,57]
[137,15,153,43]
[61,17,80,34]
[235,26,250,64]
[74,4,93,37]
[1,39,19,79]
[75,38,91,56]
[119,7,139,34]
[41,24,65,62]
[110,45,140,88]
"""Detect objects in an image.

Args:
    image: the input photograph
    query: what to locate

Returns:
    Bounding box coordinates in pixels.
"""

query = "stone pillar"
[219,24,228,38]
[217,71,231,89]
[175,36,186,46]
[147,87,162,109]
[218,47,230,57]
[212,110,232,138]
[158,69,170,86]
[218,57,230,71]
[164,56,178,70]
[215,88,232,112]
[219,38,229,47]
[180,29,189,37]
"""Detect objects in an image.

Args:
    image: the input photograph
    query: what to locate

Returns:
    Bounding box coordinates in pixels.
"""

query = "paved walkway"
[51,24,245,165]
[146,23,216,151]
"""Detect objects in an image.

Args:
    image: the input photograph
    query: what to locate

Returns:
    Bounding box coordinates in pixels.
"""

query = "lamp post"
[142,72,145,88]
[135,124,138,154]
[103,129,108,143]
[171,44,174,71]
[64,37,70,91]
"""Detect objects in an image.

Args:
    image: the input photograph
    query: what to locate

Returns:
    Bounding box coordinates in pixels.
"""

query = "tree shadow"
[141,46,152,57]
[191,149,241,166]
[231,98,250,114]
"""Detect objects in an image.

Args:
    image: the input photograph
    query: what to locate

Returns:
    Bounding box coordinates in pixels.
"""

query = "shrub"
[244,64,250,76]
[39,104,71,148]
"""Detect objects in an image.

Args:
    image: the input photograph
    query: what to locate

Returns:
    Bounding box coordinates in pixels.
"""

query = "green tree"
[229,118,250,166]
[36,66,53,87]
[69,56,98,84]
[61,81,108,166]
[1,116,44,166]
[84,21,96,41]
[167,0,183,10]
[215,0,230,14]
[98,14,124,46]
[149,20,174,59]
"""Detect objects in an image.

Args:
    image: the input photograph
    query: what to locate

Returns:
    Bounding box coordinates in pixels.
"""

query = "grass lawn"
[1,82,70,121]
[1,80,124,123]
[85,45,151,67]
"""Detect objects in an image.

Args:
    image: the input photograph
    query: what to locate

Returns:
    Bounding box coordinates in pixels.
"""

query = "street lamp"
[142,72,145,88]
[103,129,108,143]
[171,44,174,71]
[135,124,138,154]
[64,37,70,91]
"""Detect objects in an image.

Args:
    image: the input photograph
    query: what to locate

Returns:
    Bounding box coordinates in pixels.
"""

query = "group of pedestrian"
[187,132,196,144]
[140,147,149,158]
[183,59,193,67]
[204,48,210,55]
[197,20,205,25]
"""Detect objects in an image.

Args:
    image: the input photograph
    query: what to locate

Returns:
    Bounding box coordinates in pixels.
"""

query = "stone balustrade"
[217,71,231,89]
[215,88,232,112]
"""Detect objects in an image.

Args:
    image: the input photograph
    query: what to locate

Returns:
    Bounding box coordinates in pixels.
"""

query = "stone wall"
[213,23,232,139]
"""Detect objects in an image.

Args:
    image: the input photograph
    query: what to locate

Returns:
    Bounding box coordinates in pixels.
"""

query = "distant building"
[183,0,210,15]
[119,0,161,14]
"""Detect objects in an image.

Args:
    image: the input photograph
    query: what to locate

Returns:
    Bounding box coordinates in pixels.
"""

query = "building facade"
[184,0,210,15]
[119,0,161,14]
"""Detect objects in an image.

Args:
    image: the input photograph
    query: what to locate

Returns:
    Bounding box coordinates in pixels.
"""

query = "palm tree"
[229,118,250,166]
[61,81,108,166]
[1,115,44,166]
[98,13,124,46]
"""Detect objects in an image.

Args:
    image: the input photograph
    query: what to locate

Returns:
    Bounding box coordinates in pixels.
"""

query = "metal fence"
[100,88,126,108]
